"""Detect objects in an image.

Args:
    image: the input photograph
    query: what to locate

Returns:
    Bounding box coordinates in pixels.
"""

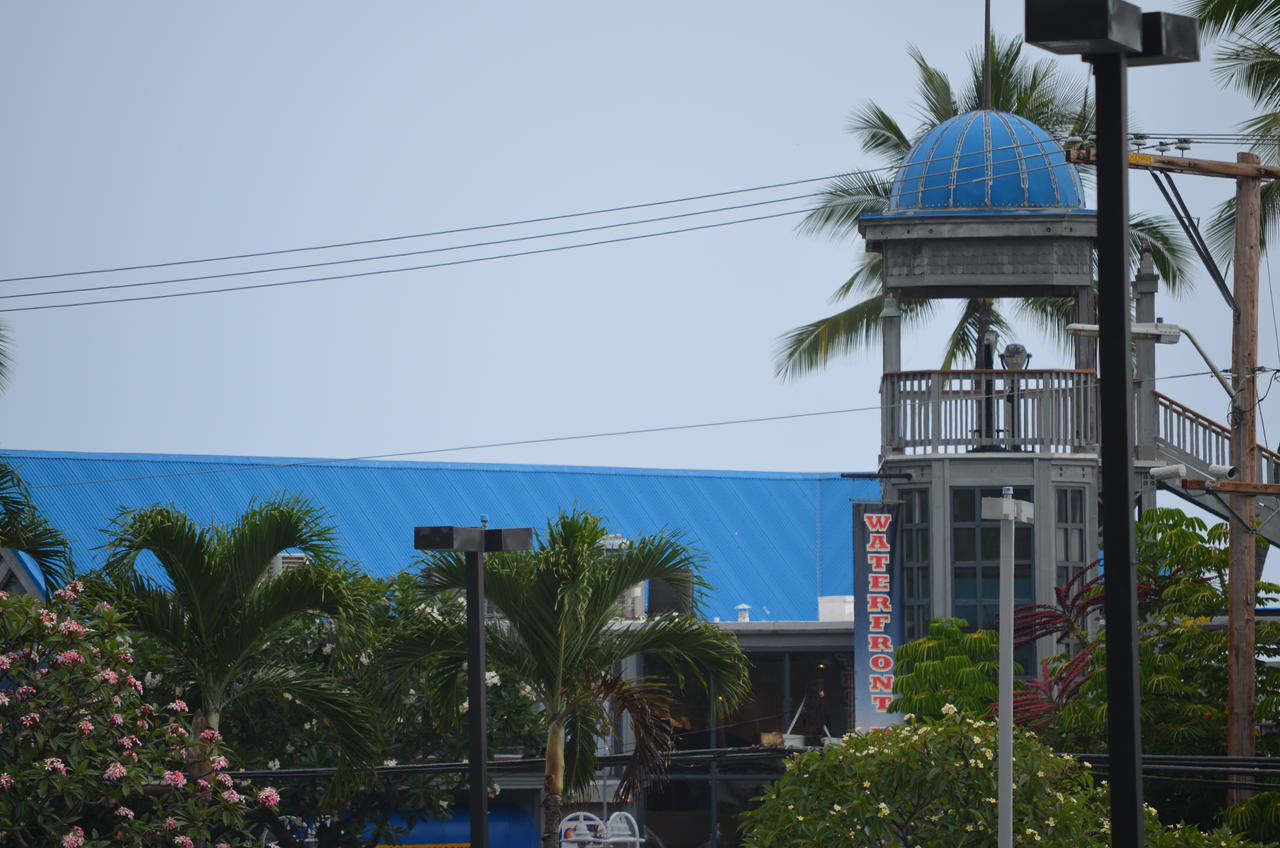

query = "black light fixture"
[414,522,533,848]
[1026,4,1198,844]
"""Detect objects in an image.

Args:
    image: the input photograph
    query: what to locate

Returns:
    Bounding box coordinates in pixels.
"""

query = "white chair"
[605,811,644,846]
[558,812,606,848]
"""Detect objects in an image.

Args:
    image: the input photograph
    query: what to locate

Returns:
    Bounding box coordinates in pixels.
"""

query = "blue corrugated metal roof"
[5,450,880,622]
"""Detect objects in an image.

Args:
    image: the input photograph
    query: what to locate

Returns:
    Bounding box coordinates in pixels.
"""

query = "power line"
[0,172,866,284]
[0,208,812,314]
[2,133,1101,303]
[27,403,882,490]
[0,191,822,302]
[24,367,1235,491]
[0,151,1092,313]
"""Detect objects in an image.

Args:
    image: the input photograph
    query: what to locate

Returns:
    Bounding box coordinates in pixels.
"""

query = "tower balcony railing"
[881,369,1099,456]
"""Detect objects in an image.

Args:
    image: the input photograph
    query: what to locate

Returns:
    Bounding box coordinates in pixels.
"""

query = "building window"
[1055,487,1088,590]
[901,488,931,641]
[951,486,1034,669]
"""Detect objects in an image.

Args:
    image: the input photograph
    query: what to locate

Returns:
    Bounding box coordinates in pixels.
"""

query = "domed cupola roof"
[887,110,1084,213]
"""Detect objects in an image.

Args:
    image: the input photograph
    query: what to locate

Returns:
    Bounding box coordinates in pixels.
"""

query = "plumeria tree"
[740,709,1268,847]
[0,581,279,846]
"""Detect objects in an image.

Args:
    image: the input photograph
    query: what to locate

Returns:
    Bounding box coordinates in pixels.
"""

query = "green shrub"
[739,709,1272,847]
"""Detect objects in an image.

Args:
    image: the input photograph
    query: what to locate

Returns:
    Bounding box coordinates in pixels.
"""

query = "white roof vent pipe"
[735,603,751,622]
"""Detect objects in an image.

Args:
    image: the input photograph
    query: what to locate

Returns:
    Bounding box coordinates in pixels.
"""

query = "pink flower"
[216,844,231,848]
[221,788,243,804]
[126,675,142,692]
[118,734,141,749]
[103,762,128,781]
[43,758,66,775]
[20,713,38,727]
[216,773,233,788]
[59,619,85,637]
[162,770,187,788]
[39,609,56,629]
[115,806,134,819]
[96,669,118,684]
[118,650,132,663]
[256,786,281,807]
[200,728,222,741]
[0,773,13,790]
[60,825,85,847]
[173,837,194,848]
[166,699,187,712]
[95,601,112,613]
[0,655,10,671]
[109,712,124,727]
[55,649,83,666]
[211,755,230,770]
[79,719,94,735]
[0,693,8,706]
[196,778,210,791]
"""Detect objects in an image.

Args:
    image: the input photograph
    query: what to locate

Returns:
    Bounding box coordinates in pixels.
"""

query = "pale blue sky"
[0,1,1263,474]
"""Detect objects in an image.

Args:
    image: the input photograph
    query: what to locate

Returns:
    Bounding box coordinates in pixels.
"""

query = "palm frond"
[594,615,750,717]
[1192,0,1280,39]
[773,297,888,381]
[1206,177,1280,263]
[218,494,342,601]
[906,44,958,129]
[845,102,911,162]
[0,459,73,588]
[1012,297,1076,352]
[594,674,674,802]
[103,505,217,644]
[1128,213,1194,294]
[795,171,891,239]
[232,663,378,797]
[939,300,1013,370]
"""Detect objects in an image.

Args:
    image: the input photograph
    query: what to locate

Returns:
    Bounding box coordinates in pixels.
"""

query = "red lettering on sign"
[872,694,895,711]
[868,574,890,591]
[870,674,894,692]
[867,595,891,612]
[867,532,890,552]
[868,634,893,652]
[869,653,894,672]
[867,553,891,572]
[868,613,892,631]
[863,513,892,532]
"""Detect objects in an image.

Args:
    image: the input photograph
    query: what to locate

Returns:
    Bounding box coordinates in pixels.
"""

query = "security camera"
[1208,464,1239,480]
[1149,464,1187,481]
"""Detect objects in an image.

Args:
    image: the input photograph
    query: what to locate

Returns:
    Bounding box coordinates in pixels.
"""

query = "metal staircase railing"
[1153,391,1280,544]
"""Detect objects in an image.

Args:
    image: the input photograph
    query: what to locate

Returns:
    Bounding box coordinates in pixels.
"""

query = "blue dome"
[887,110,1084,213]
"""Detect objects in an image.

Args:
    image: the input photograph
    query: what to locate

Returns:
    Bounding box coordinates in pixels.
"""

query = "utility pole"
[1072,146,1268,797]
[1229,152,1261,794]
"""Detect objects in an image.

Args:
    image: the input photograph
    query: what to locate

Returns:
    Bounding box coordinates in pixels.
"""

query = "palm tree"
[775,36,1191,378]
[1191,0,1280,258]
[412,508,750,848]
[0,458,73,591]
[99,495,375,785]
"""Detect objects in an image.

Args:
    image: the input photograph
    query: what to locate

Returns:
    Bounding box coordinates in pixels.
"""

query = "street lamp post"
[982,488,1034,848]
[1027,3,1198,844]
[414,523,533,848]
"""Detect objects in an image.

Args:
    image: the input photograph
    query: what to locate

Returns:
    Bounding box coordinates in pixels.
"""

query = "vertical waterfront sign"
[853,503,903,729]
